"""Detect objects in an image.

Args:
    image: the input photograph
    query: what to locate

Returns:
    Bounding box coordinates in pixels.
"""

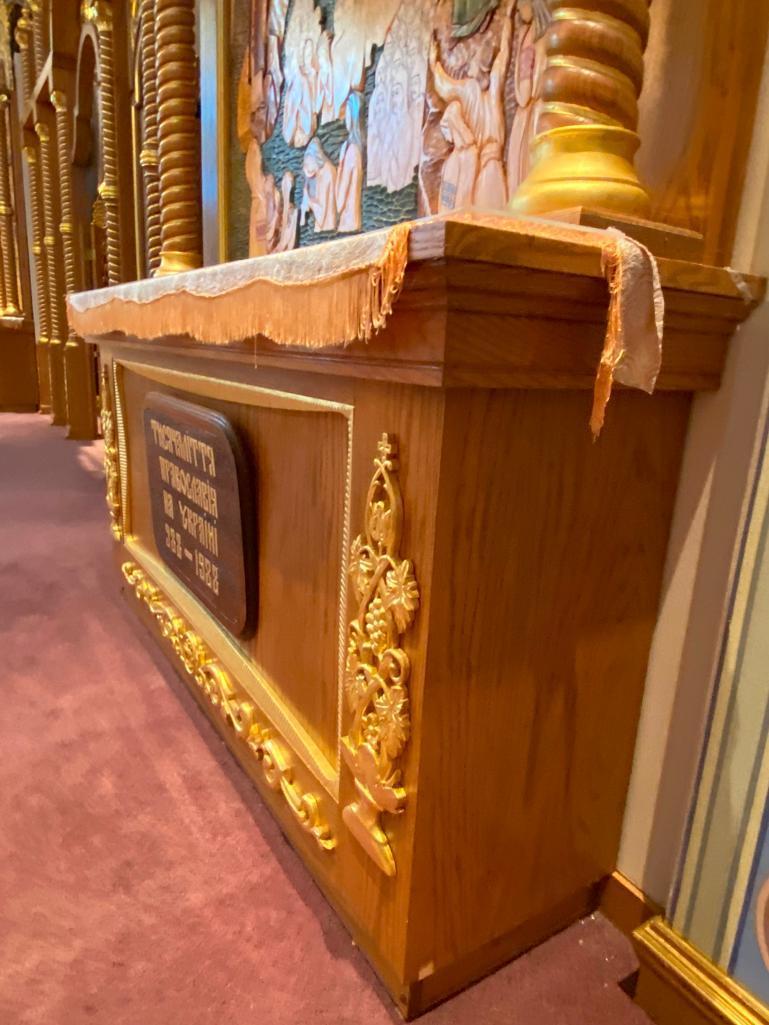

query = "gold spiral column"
[15,6,34,104]
[29,0,46,82]
[83,1,122,285]
[139,0,162,273]
[0,94,20,316]
[22,144,51,413]
[52,91,97,439]
[35,120,67,425]
[156,0,202,275]
[511,0,652,218]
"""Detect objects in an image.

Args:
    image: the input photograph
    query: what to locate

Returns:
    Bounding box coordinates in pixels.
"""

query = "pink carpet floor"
[0,412,654,1025]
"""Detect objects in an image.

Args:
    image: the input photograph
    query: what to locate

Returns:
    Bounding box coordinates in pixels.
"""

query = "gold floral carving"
[100,364,122,540]
[341,434,419,877]
[121,561,336,852]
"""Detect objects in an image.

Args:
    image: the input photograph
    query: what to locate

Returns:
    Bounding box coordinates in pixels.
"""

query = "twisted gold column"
[29,0,46,82]
[139,0,162,273]
[51,92,81,302]
[83,1,122,285]
[511,0,652,218]
[22,144,51,413]
[35,120,67,424]
[15,5,34,101]
[156,0,202,275]
[0,94,20,315]
[52,90,98,438]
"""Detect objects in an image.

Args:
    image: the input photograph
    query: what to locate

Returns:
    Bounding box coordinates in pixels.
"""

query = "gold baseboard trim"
[633,917,769,1025]
[600,870,661,938]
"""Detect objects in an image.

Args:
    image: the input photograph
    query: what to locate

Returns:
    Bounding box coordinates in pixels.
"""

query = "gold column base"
[633,916,769,1025]
[156,250,202,276]
[510,124,650,220]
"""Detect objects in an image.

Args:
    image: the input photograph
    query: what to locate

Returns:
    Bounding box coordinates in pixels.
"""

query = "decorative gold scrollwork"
[100,364,122,540]
[121,561,336,852]
[341,434,419,877]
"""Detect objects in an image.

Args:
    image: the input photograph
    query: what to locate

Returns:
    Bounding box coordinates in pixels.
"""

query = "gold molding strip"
[0,94,19,316]
[34,121,63,346]
[100,363,123,540]
[341,434,419,877]
[156,0,202,274]
[121,560,336,852]
[633,916,769,1025]
[21,143,52,410]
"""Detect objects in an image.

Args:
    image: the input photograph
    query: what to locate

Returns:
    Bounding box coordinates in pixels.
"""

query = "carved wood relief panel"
[234,0,552,259]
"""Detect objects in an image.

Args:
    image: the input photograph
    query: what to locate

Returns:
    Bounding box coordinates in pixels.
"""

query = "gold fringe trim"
[591,237,624,438]
[67,223,411,349]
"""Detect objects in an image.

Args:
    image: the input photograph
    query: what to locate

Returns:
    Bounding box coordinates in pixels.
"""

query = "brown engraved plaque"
[143,392,255,637]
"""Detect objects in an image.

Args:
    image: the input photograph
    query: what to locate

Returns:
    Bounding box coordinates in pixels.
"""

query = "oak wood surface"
[0,319,38,411]
[91,218,765,1016]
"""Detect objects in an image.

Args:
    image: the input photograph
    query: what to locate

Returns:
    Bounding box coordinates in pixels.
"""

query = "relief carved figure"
[505,0,550,197]
[265,0,289,138]
[315,30,334,126]
[282,0,323,148]
[330,0,401,119]
[438,100,478,211]
[428,0,513,210]
[335,92,364,233]
[300,137,337,232]
[275,170,299,251]
[367,0,433,194]
[452,0,498,37]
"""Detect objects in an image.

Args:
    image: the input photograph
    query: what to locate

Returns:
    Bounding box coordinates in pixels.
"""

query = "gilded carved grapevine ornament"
[121,561,336,852]
[342,434,419,876]
[100,365,122,541]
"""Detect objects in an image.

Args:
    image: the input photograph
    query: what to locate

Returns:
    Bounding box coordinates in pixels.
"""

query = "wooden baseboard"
[633,916,769,1025]
[600,870,662,937]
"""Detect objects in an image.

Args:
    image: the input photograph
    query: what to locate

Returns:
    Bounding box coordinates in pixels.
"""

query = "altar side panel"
[406,386,691,975]
[121,366,346,767]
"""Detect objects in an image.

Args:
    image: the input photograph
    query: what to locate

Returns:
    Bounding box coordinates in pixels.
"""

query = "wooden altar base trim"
[545,207,706,262]
[402,887,600,1019]
[633,917,769,1025]
[122,543,606,1021]
[599,870,661,938]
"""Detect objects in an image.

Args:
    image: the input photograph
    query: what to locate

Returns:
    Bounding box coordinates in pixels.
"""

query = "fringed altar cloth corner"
[67,212,664,435]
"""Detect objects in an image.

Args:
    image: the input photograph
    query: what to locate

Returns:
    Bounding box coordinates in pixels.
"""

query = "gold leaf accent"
[100,364,122,541]
[121,561,336,852]
[341,433,419,877]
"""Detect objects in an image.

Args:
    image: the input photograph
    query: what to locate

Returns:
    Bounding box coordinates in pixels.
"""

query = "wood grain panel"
[120,365,347,767]
[407,386,690,976]
[638,0,769,265]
